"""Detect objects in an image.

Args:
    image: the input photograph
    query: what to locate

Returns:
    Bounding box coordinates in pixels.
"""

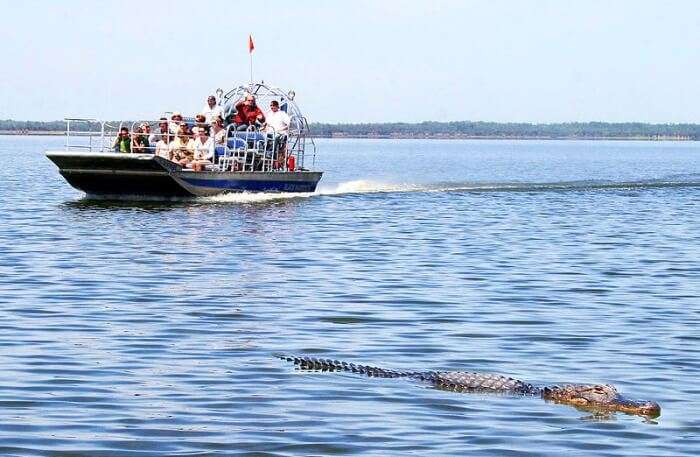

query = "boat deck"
[45,151,322,197]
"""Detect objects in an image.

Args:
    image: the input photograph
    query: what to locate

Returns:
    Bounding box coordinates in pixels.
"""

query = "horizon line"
[2,118,700,126]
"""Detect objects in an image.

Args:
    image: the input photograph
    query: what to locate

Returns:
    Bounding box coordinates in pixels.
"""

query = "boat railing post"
[100,120,106,152]
[65,119,70,151]
[130,121,138,154]
[303,116,317,169]
[264,125,276,172]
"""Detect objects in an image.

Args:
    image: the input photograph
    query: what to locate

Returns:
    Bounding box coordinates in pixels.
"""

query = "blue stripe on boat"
[179,177,318,192]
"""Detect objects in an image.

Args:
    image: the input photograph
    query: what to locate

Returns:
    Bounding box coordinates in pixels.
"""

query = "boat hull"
[46,151,323,198]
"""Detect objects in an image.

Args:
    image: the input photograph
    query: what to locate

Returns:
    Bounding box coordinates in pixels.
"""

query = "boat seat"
[226,138,247,149]
[215,132,278,172]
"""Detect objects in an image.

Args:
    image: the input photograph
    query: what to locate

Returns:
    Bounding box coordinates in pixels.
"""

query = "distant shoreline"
[2,119,699,141]
[0,130,694,141]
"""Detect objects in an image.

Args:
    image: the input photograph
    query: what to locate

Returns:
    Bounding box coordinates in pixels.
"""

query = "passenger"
[210,116,226,145]
[139,123,152,152]
[201,95,224,124]
[150,117,167,145]
[192,126,215,172]
[169,112,184,134]
[131,126,148,153]
[233,94,265,131]
[264,100,290,135]
[145,120,159,147]
[113,126,131,153]
[226,113,238,130]
[195,114,207,133]
[139,123,155,152]
[169,126,195,167]
[264,100,291,168]
[154,132,171,159]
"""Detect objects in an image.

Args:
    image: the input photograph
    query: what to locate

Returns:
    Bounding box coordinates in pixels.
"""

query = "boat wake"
[80,177,699,205]
[201,180,422,204]
[201,176,700,204]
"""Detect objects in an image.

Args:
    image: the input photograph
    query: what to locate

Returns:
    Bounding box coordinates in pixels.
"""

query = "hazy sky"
[2,0,699,123]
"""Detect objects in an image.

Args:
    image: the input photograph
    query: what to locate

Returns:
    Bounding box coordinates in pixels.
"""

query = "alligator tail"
[275,354,437,381]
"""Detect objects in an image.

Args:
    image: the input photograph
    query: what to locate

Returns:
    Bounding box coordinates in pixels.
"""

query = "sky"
[1,0,699,123]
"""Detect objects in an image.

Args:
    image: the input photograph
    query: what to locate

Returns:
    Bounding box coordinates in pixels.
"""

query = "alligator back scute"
[434,371,536,393]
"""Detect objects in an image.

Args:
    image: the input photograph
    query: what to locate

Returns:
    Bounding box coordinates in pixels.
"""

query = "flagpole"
[249,34,254,84]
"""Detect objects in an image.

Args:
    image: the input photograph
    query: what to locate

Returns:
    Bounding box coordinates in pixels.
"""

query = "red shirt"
[234,102,265,125]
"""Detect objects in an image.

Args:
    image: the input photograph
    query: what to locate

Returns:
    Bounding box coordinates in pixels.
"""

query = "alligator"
[278,355,661,418]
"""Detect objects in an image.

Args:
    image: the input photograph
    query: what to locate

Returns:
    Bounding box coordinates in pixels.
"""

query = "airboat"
[45,82,323,198]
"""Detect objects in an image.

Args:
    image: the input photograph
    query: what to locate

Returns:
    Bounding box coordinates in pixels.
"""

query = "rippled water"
[1,136,699,456]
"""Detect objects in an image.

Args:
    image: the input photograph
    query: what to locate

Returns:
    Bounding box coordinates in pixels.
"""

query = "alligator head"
[542,384,661,418]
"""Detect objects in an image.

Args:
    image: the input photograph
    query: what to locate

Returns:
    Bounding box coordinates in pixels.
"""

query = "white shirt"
[201,104,224,124]
[169,137,195,160]
[265,109,291,134]
[192,137,214,161]
[212,127,226,145]
[169,121,182,135]
[155,140,171,159]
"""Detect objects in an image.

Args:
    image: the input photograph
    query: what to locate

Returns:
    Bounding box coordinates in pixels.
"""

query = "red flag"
[248,34,255,53]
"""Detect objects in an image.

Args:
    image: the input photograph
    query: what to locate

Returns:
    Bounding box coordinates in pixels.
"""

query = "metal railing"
[219,125,289,172]
[64,118,119,152]
[61,103,315,173]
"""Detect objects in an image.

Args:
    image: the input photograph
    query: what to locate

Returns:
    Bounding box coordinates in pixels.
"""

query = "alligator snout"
[542,384,661,418]
[614,397,661,418]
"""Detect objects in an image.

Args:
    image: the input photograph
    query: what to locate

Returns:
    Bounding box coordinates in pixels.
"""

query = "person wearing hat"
[169,112,184,135]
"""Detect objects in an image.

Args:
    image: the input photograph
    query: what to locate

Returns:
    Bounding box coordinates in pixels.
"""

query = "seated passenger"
[211,116,226,145]
[154,132,171,159]
[139,123,154,152]
[132,125,150,153]
[113,127,131,153]
[150,118,167,145]
[194,114,208,134]
[169,112,184,134]
[169,126,195,167]
[191,126,215,172]
[233,94,265,131]
[202,95,224,123]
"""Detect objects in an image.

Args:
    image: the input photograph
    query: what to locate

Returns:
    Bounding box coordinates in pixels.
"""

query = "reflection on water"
[0,137,698,456]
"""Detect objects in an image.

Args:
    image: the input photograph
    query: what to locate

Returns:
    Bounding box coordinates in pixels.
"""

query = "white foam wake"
[318,180,423,195]
[201,180,422,204]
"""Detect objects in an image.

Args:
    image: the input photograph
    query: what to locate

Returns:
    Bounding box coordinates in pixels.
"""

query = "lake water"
[0,136,699,456]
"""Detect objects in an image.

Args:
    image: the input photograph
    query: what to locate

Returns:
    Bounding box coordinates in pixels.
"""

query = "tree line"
[0,120,102,132]
[1,119,699,139]
[308,121,700,139]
